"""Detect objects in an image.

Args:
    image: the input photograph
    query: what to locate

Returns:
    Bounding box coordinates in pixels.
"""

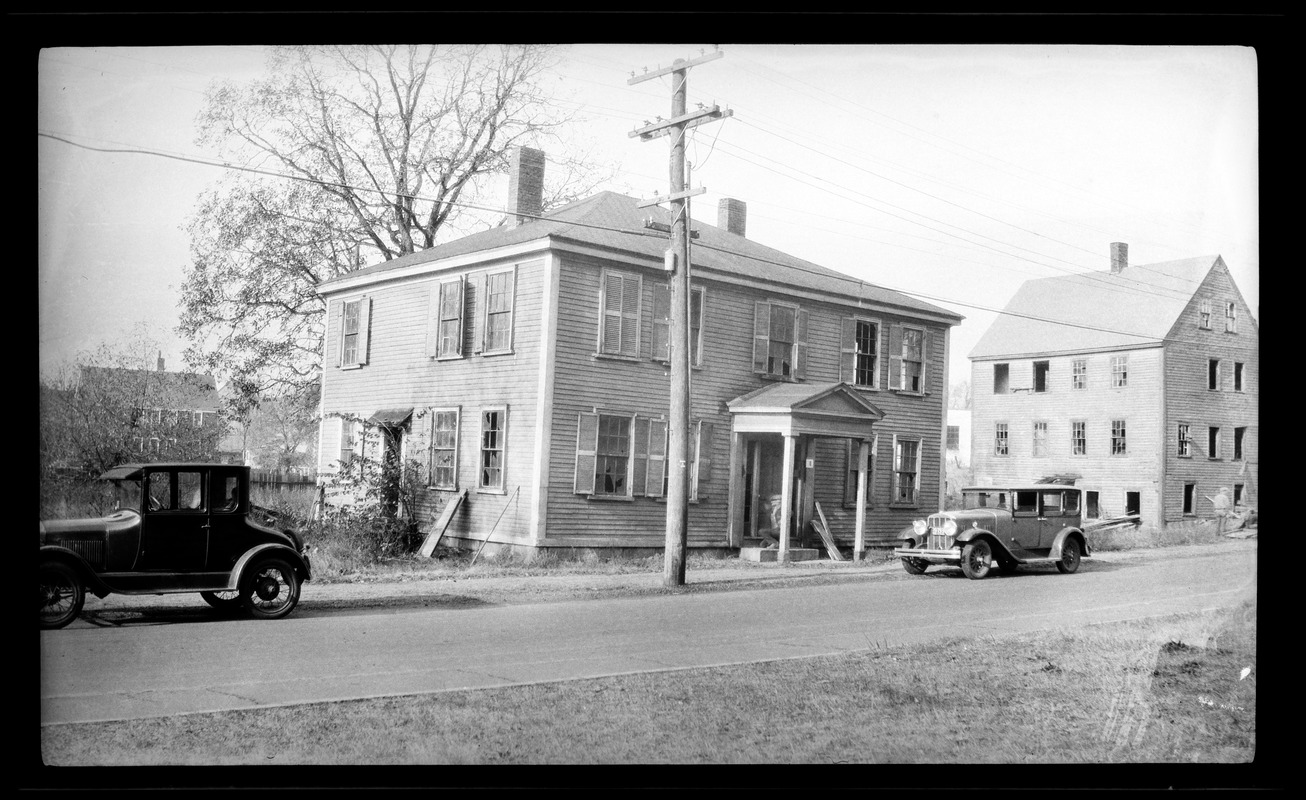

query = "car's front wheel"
[201,590,247,614]
[40,561,85,630]
[960,540,994,580]
[241,559,301,620]
[1056,538,1082,574]
[900,540,929,575]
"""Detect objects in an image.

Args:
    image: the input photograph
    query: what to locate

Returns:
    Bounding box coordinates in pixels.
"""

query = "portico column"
[778,433,796,563]
[854,439,869,560]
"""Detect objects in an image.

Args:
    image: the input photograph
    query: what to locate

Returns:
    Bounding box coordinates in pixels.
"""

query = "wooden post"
[778,434,796,563]
[854,440,869,560]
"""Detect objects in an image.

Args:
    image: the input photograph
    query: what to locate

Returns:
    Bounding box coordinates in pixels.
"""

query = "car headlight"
[912,519,928,536]
[942,519,958,536]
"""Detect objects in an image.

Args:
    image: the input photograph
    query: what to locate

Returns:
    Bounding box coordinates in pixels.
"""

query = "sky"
[37,43,1259,390]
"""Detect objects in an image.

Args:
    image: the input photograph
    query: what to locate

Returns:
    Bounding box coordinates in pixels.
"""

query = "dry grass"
[41,598,1256,766]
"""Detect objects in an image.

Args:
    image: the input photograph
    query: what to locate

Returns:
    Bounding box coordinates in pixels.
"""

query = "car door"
[206,468,250,571]
[1038,490,1066,549]
[139,468,210,572]
[1009,490,1041,549]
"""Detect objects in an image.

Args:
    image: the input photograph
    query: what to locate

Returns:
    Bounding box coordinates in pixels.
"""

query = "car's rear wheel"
[201,590,247,613]
[1056,538,1082,574]
[960,540,993,580]
[241,559,301,620]
[40,561,85,630]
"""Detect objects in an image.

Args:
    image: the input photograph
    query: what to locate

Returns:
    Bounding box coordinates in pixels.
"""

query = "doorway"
[742,436,806,542]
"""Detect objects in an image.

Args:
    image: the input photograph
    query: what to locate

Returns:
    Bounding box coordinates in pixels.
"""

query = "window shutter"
[887,324,902,390]
[631,416,650,497]
[425,286,440,358]
[692,420,715,501]
[573,412,599,495]
[794,309,809,379]
[752,301,770,373]
[333,300,344,366]
[652,283,671,361]
[870,433,879,504]
[921,329,933,394]
[620,274,641,356]
[646,418,668,498]
[453,277,465,357]
[839,317,856,383]
[602,273,623,354]
[356,296,371,365]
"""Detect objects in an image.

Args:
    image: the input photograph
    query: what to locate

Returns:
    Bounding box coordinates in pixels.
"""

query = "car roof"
[99,463,248,480]
[962,486,1083,493]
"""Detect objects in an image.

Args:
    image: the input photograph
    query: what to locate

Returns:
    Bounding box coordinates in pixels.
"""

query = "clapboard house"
[968,243,1257,530]
[315,147,963,556]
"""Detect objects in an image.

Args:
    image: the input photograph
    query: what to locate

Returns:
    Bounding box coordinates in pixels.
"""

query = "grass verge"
[41,597,1255,766]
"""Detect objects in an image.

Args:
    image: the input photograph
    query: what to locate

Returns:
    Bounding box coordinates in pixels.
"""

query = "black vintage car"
[40,463,312,629]
[892,486,1090,580]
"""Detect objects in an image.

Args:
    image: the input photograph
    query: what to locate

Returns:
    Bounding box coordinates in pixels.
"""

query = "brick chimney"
[157,351,165,371]
[1110,242,1128,274]
[718,197,747,237]
[507,146,545,226]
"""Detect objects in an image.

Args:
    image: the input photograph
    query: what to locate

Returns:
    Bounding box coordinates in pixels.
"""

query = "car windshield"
[111,479,143,512]
[963,490,1008,510]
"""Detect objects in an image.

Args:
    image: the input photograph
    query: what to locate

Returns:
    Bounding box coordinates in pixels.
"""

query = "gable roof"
[319,191,961,323]
[78,366,222,411]
[969,255,1227,359]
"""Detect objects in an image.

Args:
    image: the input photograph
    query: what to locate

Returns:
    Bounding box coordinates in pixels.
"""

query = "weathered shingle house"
[314,148,963,556]
[968,243,1258,529]
[80,356,228,460]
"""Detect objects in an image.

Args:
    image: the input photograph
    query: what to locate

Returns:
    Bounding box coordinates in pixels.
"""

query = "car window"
[1064,491,1080,514]
[1041,491,1062,515]
[1014,490,1038,514]
[146,471,172,511]
[215,475,240,513]
[178,471,203,511]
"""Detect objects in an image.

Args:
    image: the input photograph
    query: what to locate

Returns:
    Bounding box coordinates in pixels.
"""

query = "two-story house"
[968,243,1257,530]
[314,147,963,557]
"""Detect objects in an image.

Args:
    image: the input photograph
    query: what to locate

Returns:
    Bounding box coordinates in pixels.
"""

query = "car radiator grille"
[927,516,955,550]
[54,537,104,569]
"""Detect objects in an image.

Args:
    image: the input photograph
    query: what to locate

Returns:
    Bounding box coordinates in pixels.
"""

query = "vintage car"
[40,463,312,629]
[893,485,1090,579]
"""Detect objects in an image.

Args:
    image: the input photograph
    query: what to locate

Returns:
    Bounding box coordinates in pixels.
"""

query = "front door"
[744,436,803,541]
[140,468,210,571]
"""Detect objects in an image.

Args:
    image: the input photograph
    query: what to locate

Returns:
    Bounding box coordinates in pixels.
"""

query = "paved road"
[40,542,1256,726]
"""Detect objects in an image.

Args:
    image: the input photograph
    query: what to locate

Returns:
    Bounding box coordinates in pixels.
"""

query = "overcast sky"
[37,43,1258,388]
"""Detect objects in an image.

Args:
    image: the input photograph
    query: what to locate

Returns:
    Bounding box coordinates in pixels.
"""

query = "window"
[1208,426,1221,460]
[946,426,960,451]
[1014,491,1038,514]
[1234,484,1245,505]
[753,301,807,380]
[599,270,642,357]
[893,326,927,393]
[482,269,516,353]
[573,412,677,499]
[1032,421,1048,457]
[1086,491,1100,519]
[1111,420,1127,455]
[651,284,705,366]
[1177,423,1192,457]
[1126,492,1141,517]
[1198,299,1212,329]
[479,408,507,490]
[892,437,921,505]
[216,475,240,513]
[844,438,875,508]
[1234,362,1245,392]
[430,409,460,489]
[1183,482,1197,515]
[1111,356,1128,388]
[339,297,371,368]
[1208,359,1221,391]
[840,317,881,388]
[994,423,1009,456]
[1234,426,1246,461]
[689,420,716,502]
[595,414,632,496]
[1072,421,1086,455]
[434,278,465,358]
[993,363,1009,393]
[1033,361,1049,393]
[1040,491,1063,516]
[1225,302,1237,333]
[1072,359,1086,390]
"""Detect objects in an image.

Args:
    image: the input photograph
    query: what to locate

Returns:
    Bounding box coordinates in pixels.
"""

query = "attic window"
[1198,299,1212,329]
[1225,302,1238,333]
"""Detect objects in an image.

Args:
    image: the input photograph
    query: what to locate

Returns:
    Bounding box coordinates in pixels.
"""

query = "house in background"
[968,243,1257,530]
[314,147,963,557]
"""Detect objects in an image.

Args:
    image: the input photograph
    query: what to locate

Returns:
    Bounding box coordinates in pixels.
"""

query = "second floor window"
[482,269,515,353]
[1111,420,1127,455]
[1234,426,1246,460]
[339,297,371,368]
[840,317,880,388]
[1032,422,1048,457]
[995,423,1009,456]
[1177,424,1191,457]
[1234,362,1245,392]
[993,363,1009,393]
[1072,421,1086,455]
[1208,359,1221,391]
[1208,426,1221,459]
[651,284,705,365]
[600,271,642,357]
[1034,361,1049,393]
[436,278,465,358]
[1072,359,1086,390]
[894,326,926,393]
[753,301,807,380]
[1111,356,1128,388]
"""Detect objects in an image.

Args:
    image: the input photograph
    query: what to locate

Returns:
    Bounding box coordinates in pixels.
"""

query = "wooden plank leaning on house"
[419,488,467,558]
[812,502,845,561]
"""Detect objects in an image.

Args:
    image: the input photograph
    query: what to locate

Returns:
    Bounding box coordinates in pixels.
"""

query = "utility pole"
[630,48,732,587]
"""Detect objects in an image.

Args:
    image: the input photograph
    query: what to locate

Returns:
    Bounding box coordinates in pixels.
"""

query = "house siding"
[317,257,547,545]
[1161,263,1259,521]
[970,347,1165,525]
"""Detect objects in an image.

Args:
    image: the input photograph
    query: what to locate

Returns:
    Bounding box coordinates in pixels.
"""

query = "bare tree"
[180,45,608,406]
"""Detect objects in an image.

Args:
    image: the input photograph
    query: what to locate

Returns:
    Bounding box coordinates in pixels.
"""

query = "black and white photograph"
[34,15,1272,784]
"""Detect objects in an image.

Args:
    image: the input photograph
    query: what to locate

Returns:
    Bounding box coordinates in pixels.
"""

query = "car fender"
[1051,527,1089,558]
[39,546,115,598]
[954,529,1016,558]
[229,543,312,591]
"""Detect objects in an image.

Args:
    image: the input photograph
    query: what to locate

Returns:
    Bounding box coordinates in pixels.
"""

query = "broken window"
[1072,359,1086,390]
[1032,421,1048,457]
[1177,423,1191,457]
[1033,361,1049,393]
[430,409,460,489]
[1111,420,1127,455]
[1111,356,1128,388]
[993,363,1009,393]
[994,422,1009,456]
[1072,421,1086,456]
[1208,359,1221,391]
[1234,426,1246,461]
[1198,299,1212,329]
[1208,426,1221,459]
